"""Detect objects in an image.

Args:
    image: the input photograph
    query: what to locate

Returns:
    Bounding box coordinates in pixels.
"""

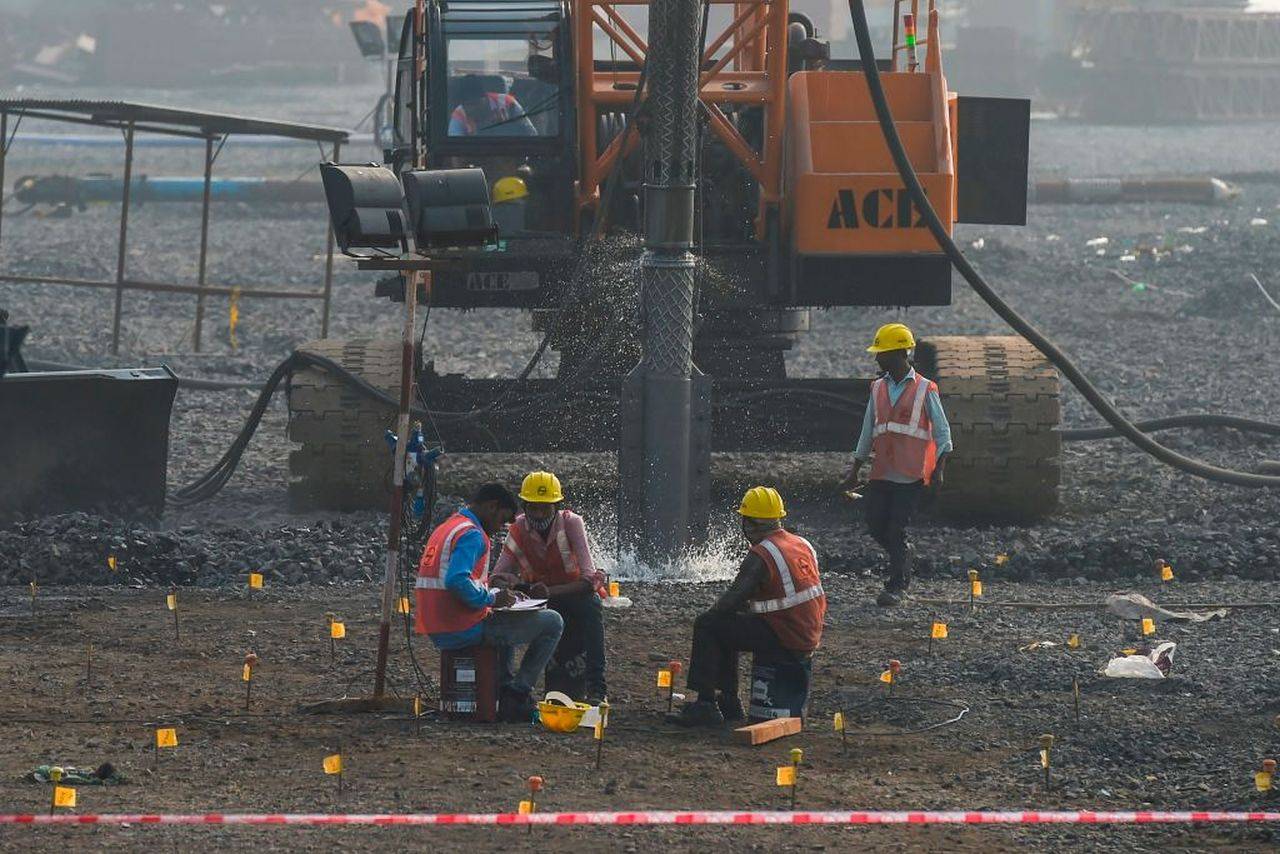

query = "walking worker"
[492,471,609,704]
[671,487,826,727]
[844,322,952,607]
[416,483,564,723]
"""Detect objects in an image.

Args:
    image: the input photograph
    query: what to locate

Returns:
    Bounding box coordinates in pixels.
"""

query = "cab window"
[445,35,560,138]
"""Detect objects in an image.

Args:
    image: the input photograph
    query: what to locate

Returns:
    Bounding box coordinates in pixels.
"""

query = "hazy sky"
[1252,0,1280,9]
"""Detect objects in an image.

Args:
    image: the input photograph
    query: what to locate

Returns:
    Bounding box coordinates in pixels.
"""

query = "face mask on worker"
[529,511,556,533]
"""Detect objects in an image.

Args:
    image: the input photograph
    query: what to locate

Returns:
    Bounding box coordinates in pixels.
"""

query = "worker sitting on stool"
[416,483,564,723]
[671,487,827,727]
[492,471,608,704]
[843,322,952,607]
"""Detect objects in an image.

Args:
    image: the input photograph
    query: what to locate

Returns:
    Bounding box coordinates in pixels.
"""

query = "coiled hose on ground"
[845,0,1280,488]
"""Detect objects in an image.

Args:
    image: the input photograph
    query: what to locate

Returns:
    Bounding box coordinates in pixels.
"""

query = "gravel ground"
[3,84,1280,850]
[1,577,1278,852]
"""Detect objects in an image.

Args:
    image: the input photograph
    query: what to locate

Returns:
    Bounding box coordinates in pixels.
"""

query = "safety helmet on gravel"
[866,322,916,354]
[738,486,787,520]
[519,471,564,503]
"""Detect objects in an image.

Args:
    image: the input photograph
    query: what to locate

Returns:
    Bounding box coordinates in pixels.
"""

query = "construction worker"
[416,483,564,723]
[844,323,952,607]
[671,487,827,727]
[448,75,536,137]
[492,471,608,704]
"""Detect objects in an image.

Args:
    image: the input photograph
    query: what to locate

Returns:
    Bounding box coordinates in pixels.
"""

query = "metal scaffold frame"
[0,100,349,354]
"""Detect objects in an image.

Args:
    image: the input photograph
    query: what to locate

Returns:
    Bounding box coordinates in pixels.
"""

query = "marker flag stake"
[153,727,179,771]
[595,702,610,770]
[30,580,36,616]
[791,749,803,810]
[1073,678,1080,724]
[414,696,423,735]
[526,777,542,835]
[48,767,64,816]
[323,744,344,795]
[1039,735,1054,792]
[167,586,179,642]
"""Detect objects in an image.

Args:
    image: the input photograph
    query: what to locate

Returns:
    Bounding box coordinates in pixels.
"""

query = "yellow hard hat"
[738,486,786,520]
[493,176,528,204]
[866,322,916,353]
[519,471,564,503]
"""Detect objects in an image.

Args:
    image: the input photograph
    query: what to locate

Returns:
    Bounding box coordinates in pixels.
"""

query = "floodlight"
[349,21,386,58]
[402,168,498,250]
[319,163,408,255]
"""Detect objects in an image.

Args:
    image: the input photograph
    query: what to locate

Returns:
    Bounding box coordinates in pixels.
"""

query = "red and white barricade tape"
[2,810,1279,827]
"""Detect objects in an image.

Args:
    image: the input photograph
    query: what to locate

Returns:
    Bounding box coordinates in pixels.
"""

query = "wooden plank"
[732,717,802,746]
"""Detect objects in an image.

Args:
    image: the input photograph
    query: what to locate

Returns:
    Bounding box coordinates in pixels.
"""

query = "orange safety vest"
[415,512,491,636]
[449,92,516,135]
[748,530,827,652]
[501,511,606,596]
[868,373,939,485]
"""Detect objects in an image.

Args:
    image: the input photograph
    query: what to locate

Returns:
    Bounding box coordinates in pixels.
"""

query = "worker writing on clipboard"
[416,483,564,723]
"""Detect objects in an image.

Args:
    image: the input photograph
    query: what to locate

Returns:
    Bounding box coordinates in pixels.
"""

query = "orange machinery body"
[574,1,960,261]
[786,68,956,256]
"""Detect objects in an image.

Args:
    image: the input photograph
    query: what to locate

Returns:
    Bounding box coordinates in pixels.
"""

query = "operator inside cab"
[448,74,536,137]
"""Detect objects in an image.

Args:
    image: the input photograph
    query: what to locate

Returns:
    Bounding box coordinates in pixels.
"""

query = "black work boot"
[498,687,537,723]
[717,692,746,723]
[668,700,725,728]
[877,545,913,607]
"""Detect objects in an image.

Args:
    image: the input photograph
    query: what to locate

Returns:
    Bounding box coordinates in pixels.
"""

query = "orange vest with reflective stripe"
[502,511,581,586]
[748,530,826,652]
[415,512,491,635]
[502,511,606,596]
[869,373,939,485]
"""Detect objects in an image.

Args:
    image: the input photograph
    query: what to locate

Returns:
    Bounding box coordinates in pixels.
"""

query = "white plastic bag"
[1103,642,1176,679]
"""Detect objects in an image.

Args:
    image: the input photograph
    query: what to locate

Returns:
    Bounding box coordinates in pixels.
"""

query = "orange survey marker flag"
[776,766,796,787]
[155,728,178,748]
[330,621,346,639]
[53,786,77,807]
[249,572,264,589]
[396,597,411,614]
[323,754,343,775]
[656,669,672,688]
[931,621,948,639]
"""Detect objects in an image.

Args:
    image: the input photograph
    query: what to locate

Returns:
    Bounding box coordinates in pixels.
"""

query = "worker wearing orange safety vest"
[671,487,827,727]
[492,471,609,704]
[447,75,537,137]
[844,323,952,607]
[416,482,564,723]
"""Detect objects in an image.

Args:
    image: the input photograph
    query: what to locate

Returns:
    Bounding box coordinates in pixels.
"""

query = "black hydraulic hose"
[846,0,1280,488]
[1062,414,1280,442]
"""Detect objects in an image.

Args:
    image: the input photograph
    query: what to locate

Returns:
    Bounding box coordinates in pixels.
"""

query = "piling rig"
[289,0,1055,524]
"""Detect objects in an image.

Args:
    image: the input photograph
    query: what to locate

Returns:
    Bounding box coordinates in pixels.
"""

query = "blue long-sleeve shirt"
[429,508,496,651]
[854,369,953,483]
